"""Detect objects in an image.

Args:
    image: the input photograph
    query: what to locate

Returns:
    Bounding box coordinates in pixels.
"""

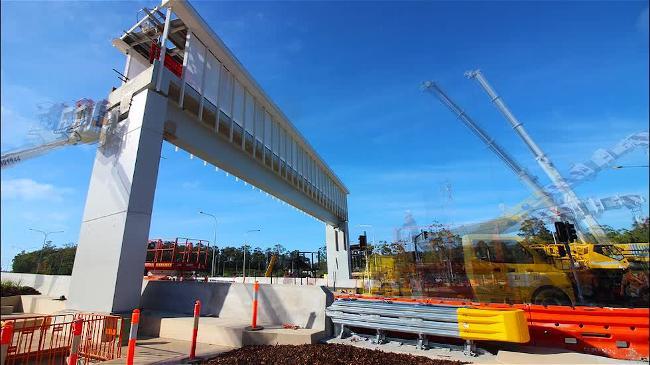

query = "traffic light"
[566,223,578,243]
[554,222,568,243]
[554,221,578,243]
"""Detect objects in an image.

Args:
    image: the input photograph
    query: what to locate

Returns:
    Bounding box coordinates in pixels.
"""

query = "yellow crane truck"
[364,234,633,306]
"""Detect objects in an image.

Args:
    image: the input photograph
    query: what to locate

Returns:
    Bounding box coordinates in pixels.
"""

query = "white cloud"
[1,178,71,202]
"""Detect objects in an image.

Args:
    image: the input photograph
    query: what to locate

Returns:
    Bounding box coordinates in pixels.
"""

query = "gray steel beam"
[165,103,342,226]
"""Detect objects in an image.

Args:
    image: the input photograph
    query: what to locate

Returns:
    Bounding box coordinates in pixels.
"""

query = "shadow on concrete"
[141,281,232,316]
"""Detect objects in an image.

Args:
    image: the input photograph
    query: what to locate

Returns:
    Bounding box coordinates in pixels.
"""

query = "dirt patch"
[205,344,467,365]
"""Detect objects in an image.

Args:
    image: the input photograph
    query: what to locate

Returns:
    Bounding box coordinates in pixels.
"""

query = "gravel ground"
[204,344,467,365]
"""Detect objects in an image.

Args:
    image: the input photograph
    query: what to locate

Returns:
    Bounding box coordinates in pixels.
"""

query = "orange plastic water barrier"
[334,294,649,361]
[1,313,123,365]
[525,304,649,361]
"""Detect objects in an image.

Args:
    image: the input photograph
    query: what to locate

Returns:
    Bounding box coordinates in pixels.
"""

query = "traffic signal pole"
[554,222,584,304]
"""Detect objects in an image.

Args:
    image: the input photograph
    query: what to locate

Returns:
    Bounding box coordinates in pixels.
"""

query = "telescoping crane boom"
[421,81,561,216]
[465,70,607,244]
[1,99,109,169]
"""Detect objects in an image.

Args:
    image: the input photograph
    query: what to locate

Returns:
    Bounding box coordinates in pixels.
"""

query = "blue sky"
[1,1,648,270]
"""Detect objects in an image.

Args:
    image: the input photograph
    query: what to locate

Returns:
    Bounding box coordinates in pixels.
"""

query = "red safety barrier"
[190,300,201,360]
[67,319,83,365]
[525,304,649,361]
[1,321,14,365]
[149,43,183,78]
[1,313,123,365]
[76,313,123,361]
[126,309,140,365]
[334,294,649,361]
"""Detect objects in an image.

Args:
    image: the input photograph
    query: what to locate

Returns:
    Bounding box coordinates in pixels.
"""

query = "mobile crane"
[421,78,640,304]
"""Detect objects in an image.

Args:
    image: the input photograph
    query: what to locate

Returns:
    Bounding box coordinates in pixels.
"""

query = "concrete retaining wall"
[1,273,335,329]
[1,272,71,298]
[140,281,333,331]
[19,295,67,314]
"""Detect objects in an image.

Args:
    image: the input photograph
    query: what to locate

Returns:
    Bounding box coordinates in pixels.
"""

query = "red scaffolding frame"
[145,237,210,272]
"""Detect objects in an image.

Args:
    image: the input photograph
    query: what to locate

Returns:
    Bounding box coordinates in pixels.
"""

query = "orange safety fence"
[1,313,123,364]
[334,294,649,361]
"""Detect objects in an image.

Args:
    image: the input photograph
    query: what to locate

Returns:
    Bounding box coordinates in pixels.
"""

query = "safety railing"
[326,298,529,355]
[1,313,123,364]
[145,237,210,272]
[334,294,649,361]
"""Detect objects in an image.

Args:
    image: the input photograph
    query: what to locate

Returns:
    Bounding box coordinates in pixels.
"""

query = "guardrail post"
[335,324,347,339]
[1,321,14,365]
[247,281,263,331]
[417,333,429,350]
[126,309,140,365]
[374,329,385,344]
[464,340,476,357]
[68,318,83,365]
[189,300,201,360]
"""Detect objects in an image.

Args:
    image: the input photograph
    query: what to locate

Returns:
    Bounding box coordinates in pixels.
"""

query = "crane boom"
[465,70,607,243]
[421,81,560,215]
[1,137,70,169]
[448,131,648,235]
[1,98,109,169]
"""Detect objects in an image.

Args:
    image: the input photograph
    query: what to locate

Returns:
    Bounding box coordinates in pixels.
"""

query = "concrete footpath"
[101,337,234,365]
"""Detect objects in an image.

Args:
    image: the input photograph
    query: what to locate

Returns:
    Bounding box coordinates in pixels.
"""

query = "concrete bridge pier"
[68,88,167,313]
[326,223,352,288]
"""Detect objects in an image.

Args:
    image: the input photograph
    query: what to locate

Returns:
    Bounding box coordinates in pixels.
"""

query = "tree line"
[10,218,647,276]
[11,241,327,277]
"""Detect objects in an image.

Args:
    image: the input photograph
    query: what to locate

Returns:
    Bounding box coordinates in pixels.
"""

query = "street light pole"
[28,228,64,274]
[199,211,218,277]
[243,229,261,283]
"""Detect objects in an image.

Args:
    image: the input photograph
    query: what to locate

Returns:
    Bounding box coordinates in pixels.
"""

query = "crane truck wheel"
[531,286,573,306]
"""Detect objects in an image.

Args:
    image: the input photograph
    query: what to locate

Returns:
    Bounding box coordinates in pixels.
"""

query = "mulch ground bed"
[204,344,467,365]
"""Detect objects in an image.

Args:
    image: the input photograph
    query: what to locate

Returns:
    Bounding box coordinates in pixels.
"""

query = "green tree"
[12,243,77,275]
[624,218,649,243]
[518,217,554,244]
[600,218,648,243]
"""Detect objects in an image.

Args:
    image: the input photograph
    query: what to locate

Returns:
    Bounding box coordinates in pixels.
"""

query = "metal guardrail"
[326,299,469,352]
[326,298,530,355]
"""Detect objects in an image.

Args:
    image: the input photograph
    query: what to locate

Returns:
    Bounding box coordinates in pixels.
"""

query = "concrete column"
[68,89,167,313]
[325,222,352,288]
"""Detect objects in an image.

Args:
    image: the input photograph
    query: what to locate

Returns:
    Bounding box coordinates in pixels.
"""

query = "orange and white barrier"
[249,281,263,331]
[126,309,140,365]
[189,300,201,360]
[67,318,83,365]
[1,321,14,365]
